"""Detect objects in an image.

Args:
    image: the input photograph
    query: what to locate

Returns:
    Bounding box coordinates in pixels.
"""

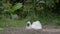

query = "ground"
[1,27,60,34]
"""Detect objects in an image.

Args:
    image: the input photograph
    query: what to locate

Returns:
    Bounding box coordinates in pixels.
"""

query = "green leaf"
[11,3,22,12]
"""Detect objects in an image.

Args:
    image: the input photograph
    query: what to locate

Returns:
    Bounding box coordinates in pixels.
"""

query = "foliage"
[11,3,22,12]
[0,0,60,28]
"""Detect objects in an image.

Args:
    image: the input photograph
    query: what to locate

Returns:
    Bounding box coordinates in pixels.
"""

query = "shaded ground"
[1,27,60,34]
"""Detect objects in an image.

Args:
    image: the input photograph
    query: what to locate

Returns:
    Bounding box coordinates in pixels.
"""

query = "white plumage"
[26,20,42,30]
[26,21,32,29]
[31,21,42,29]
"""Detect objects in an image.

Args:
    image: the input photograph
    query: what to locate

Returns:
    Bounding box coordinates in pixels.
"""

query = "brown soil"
[2,27,60,34]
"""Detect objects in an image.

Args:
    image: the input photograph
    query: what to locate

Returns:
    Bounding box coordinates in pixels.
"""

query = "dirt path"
[2,27,60,34]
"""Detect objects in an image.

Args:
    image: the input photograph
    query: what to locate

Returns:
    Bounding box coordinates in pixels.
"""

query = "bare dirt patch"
[2,27,60,34]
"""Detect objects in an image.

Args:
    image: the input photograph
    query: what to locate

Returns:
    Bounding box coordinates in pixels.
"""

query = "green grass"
[0,18,27,28]
[0,13,60,28]
[39,13,60,26]
[0,30,3,34]
[0,28,3,34]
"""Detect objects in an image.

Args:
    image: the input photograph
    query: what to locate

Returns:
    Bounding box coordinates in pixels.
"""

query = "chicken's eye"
[27,23,30,26]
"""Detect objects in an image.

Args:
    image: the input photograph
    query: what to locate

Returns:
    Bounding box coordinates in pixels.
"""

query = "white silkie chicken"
[26,20,42,30]
[26,21,32,29]
[31,20,42,30]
